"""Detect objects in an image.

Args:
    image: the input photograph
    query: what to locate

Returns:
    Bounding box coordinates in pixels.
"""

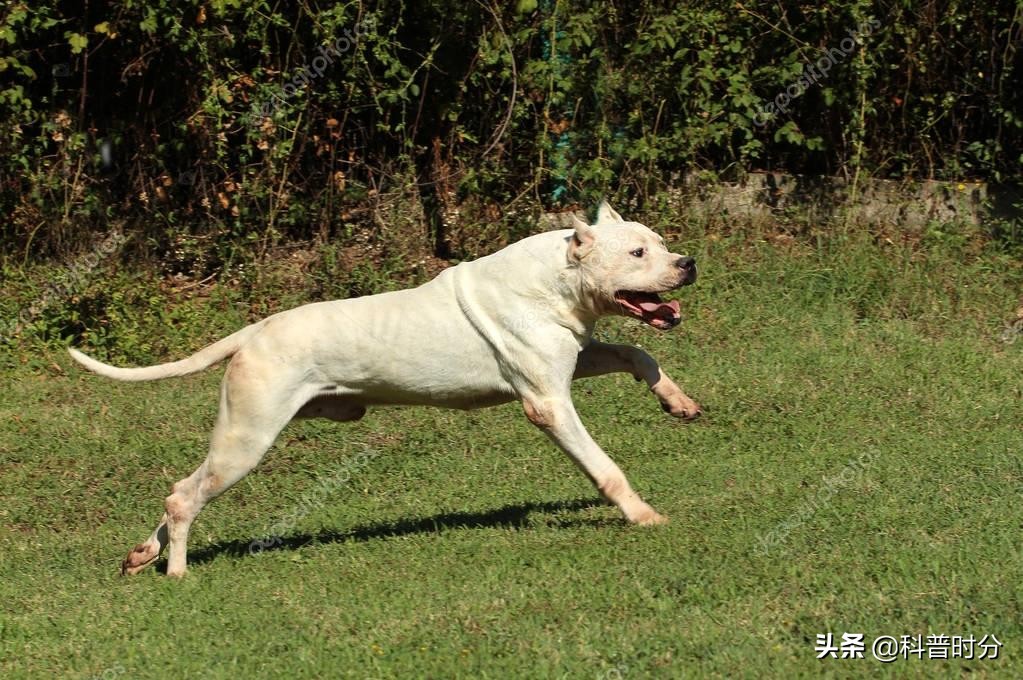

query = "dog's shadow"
[181,497,610,570]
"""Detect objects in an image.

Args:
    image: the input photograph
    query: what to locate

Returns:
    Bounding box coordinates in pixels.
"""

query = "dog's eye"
[630,248,645,257]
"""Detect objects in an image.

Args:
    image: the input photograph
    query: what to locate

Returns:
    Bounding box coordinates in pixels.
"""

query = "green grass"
[2,228,1022,678]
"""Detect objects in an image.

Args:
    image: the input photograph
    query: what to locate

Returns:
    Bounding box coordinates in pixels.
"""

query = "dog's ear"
[567,213,596,261]
[596,200,624,224]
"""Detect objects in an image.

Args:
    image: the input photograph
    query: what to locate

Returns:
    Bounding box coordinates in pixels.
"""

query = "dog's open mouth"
[614,291,681,330]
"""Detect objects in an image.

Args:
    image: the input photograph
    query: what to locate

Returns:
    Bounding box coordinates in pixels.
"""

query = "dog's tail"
[68,322,265,382]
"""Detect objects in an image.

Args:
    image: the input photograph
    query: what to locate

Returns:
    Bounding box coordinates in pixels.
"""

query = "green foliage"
[0,1,1021,265]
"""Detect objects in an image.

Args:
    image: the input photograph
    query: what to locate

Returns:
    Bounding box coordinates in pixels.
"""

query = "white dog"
[70,202,700,577]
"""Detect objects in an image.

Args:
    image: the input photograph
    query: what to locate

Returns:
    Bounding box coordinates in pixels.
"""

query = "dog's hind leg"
[122,421,280,576]
[167,403,299,576]
[122,357,307,577]
[574,341,701,420]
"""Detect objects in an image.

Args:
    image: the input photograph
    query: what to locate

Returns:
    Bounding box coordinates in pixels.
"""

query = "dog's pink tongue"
[639,299,681,329]
[639,299,680,316]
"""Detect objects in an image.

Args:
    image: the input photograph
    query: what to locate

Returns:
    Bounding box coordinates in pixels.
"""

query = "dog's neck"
[551,261,605,342]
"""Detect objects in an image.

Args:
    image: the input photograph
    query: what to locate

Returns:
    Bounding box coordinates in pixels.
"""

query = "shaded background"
[2,0,1021,267]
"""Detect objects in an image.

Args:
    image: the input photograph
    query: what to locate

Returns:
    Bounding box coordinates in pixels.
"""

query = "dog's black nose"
[676,256,697,284]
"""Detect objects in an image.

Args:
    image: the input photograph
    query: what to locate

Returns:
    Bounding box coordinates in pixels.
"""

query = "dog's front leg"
[574,341,701,419]
[522,394,666,525]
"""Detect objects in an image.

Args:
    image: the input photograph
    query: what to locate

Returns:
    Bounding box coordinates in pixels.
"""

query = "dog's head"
[567,201,696,330]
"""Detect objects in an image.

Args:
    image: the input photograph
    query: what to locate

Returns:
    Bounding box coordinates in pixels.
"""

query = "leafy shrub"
[0,0,1020,267]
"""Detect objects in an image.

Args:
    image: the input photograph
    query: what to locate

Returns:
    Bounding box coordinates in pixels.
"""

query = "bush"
[1,0,1020,266]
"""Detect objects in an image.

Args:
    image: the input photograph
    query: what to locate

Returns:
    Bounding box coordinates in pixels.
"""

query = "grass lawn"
[1,228,1021,678]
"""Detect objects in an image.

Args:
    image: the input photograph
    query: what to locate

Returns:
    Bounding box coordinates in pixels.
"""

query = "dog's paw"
[659,395,701,420]
[634,509,669,526]
[120,542,160,576]
[651,378,701,420]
